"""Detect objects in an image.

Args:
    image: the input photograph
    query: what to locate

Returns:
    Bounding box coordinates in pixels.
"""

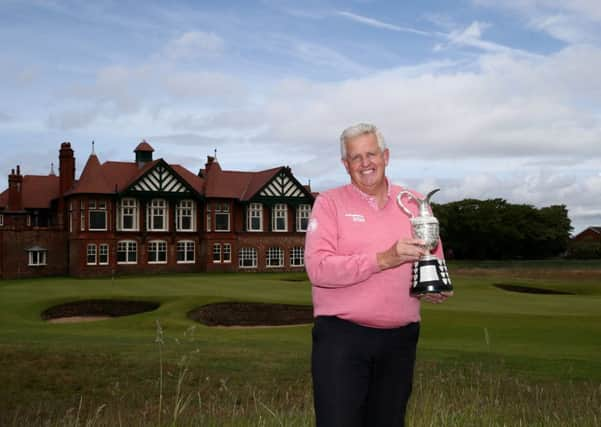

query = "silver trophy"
[397,189,452,295]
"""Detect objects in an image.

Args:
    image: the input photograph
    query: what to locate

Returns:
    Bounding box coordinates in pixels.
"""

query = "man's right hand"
[376,238,427,271]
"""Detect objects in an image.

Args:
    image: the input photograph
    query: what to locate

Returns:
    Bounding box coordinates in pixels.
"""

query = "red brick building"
[571,226,601,242]
[0,141,315,279]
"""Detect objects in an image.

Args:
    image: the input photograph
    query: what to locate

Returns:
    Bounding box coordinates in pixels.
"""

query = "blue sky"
[1,0,600,233]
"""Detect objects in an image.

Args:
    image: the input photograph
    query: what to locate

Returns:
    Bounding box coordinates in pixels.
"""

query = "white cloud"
[164,31,225,60]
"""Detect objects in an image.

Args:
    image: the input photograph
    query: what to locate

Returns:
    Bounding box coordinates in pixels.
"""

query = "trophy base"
[410,256,453,296]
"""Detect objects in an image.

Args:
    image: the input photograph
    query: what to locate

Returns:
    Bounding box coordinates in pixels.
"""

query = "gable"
[257,170,311,200]
[126,162,195,195]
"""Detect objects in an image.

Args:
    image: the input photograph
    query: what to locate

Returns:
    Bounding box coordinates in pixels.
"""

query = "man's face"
[342,132,389,195]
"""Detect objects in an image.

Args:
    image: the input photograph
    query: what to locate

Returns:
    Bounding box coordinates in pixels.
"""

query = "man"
[304,123,452,427]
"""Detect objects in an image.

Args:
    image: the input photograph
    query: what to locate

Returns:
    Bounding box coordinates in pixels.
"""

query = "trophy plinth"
[397,189,453,296]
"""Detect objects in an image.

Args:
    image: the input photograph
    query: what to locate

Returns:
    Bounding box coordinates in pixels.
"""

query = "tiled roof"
[203,164,281,200]
[67,154,205,196]
[0,175,60,209]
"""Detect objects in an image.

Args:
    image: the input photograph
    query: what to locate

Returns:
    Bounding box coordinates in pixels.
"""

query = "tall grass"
[6,328,600,427]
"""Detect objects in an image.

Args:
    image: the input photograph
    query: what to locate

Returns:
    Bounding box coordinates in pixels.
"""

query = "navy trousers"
[312,316,420,427]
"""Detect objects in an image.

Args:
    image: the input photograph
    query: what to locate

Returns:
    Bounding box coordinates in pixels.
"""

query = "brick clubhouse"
[0,141,315,279]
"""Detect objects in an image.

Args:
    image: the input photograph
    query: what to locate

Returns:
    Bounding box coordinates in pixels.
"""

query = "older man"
[304,123,452,427]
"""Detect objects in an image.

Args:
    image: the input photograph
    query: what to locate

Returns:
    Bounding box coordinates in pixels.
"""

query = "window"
[147,199,168,231]
[117,240,137,264]
[247,203,263,231]
[27,215,31,227]
[290,247,304,267]
[205,205,211,232]
[28,249,47,266]
[148,240,167,264]
[238,247,257,268]
[0,214,3,226]
[176,200,195,231]
[119,198,138,231]
[272,204,288,232]
[223,243,231,263]
[80,203,85,231]
[89,200,107,231]
[177,240,195,263]
[68,203,72,232]
[213,243,221,263]
[99,244,109,265]
[266,247,284,268]
[296,204,311,231]
[215,203,230,231]
[87,244,97,265]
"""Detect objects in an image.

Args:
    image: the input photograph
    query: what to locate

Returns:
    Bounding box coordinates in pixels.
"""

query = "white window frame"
[117,240,137,264]
[28,250,47,266]
[290,247,305,267]
[118,198,139,231]
[272,204,288,232]
[147,199,168,232]
[205,205,211,232]
[214,203,230,232]
[99,244,109,265]
[176,199,196,232]
[213,243,221,263]
[148,240,168,264]
[223,243,232,263]
[266,247,284,268]
[80,206,85,231]
[238,247,257,268]
[247,203,263,232]
[296,204,311,232]
[86,244,97,265]
[177,240,195,264]
[68,202,72,232]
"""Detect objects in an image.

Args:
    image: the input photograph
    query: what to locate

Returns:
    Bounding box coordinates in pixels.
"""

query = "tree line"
[431,199,572,259]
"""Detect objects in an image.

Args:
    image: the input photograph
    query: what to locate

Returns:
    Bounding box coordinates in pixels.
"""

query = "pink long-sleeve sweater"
[304,182,444,329]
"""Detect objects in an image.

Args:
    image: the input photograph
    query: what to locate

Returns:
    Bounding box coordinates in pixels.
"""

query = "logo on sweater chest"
[344,213,366,222]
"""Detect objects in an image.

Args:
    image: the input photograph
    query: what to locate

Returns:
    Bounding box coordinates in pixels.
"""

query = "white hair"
[339,123,386,159]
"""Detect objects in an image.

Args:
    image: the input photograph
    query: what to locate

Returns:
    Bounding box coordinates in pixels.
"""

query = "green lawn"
[1,264,600,426]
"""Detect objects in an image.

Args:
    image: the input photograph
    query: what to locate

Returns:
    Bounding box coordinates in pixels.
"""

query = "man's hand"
[418,291,454,304]
[377,238,427,271]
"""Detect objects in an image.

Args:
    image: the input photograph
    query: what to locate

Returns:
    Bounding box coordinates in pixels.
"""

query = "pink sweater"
[304,183,444,329]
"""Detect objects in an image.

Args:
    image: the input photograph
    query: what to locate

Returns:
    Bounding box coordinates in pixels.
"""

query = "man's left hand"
[418,291,453,304]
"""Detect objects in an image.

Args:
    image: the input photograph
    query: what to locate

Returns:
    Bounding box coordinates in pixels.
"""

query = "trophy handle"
[397,190,417,218]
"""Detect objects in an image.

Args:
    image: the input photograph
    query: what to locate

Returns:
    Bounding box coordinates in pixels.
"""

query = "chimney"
[7,165,24,211]
[59,142,75,195]
[134,140,154,168]
[204,155,221,174]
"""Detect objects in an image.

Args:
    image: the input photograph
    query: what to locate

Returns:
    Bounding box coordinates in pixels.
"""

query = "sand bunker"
[188,302,313,327]
[42,300,160,323]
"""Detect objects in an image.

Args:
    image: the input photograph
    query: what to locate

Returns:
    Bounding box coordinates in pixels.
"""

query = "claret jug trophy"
[397,189,453,295]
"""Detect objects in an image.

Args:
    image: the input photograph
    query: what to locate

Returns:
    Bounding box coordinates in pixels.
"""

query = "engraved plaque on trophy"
[397,189,453,295]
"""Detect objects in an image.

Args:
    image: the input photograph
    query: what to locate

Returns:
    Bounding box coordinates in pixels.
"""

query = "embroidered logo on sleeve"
[344,213,365,222]
[307,218,318,232]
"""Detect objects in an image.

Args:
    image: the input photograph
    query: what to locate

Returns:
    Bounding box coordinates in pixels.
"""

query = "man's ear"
[342,158,351,174]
